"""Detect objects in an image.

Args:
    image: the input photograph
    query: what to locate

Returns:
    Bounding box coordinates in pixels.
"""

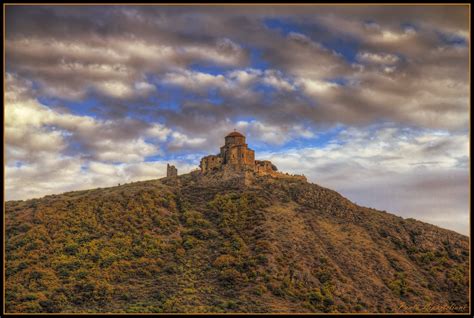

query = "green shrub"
[219,268,241,285]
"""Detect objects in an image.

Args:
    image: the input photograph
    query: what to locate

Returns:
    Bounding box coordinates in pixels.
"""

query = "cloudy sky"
[5,5,469,235]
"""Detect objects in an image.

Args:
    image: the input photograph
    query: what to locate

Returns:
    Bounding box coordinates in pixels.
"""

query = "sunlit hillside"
[5,173,469,313]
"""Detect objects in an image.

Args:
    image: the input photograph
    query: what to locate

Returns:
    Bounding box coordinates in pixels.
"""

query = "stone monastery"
[166,131,306,182]
[200,130,279,176]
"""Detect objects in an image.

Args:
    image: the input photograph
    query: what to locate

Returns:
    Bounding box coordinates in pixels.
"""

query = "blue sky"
[5,5,469,234]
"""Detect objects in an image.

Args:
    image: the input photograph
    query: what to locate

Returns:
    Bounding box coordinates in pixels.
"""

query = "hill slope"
[5,173,470,313]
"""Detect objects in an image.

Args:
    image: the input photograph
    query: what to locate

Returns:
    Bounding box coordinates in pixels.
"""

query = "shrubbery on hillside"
[5,177,469,313]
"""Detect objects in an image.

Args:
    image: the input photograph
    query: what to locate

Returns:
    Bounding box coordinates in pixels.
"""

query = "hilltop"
[5,171,469,313]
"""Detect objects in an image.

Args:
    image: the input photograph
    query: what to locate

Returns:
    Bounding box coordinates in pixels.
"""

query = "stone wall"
[274,172,307,182]
[200,155,223,173]
[255,160,276,175]
[226,145,255,168]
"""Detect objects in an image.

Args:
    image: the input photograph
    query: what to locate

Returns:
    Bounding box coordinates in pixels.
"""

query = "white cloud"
[135,81,156,94]
[376,27,417,43]
[270,31,349,79]
[262,70,295,91]
[6,35,246,101]
[184,38,246,66]
[5,155,196,201]
[162,69,227,92]
[164,68,296,94]
[259,125,469,235]
[5,74,169,165]
[168,131,207,150]
[297,78,339,95]
[91,138,159,162]
[4,76,192,199]
[236,120,314,145]
[356,51,400,64]
[228,68,262,85]
[146,123,171,141]
[95,80,134,98]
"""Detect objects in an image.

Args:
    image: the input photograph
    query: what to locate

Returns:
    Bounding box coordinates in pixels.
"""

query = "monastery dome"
[226,131,245,138]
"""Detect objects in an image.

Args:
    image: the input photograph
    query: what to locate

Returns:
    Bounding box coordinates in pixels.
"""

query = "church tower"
[220,131,255,168]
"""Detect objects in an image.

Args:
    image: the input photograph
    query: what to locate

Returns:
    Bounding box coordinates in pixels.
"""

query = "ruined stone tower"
[166,164,177,178]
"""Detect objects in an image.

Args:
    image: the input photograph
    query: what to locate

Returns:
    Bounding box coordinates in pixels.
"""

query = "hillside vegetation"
[5,173,469,313]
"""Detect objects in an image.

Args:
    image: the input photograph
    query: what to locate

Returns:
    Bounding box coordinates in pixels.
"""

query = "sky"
[5,5,470,235]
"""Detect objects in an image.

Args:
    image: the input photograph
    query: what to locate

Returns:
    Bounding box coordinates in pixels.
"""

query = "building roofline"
[226,131,245,137]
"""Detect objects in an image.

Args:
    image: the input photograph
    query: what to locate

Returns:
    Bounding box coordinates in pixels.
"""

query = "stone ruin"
[166,163,178,179]
[163,163,179,185]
